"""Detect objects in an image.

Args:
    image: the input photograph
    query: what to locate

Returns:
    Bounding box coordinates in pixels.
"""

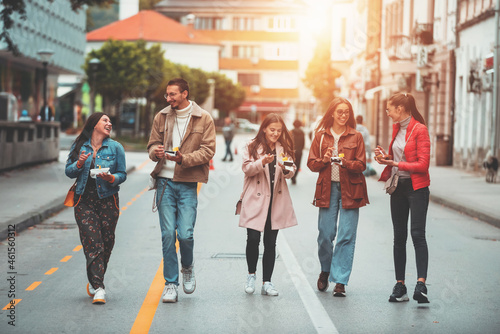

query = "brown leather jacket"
[147,102,216,183]
[307,127,369,209]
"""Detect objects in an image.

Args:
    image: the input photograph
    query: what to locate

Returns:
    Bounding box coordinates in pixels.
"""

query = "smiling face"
[332,103,350,127]
[263,122,283,147]
[94,115,112,137]
[165,84,189,110]
[386,102,406,122]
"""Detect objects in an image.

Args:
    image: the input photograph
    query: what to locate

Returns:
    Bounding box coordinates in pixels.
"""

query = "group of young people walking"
[238,93,431,304]
[65,77,430,306]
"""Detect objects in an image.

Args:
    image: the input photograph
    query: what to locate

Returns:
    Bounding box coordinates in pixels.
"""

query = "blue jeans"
[156,178,198,285]
[317,182,359,285]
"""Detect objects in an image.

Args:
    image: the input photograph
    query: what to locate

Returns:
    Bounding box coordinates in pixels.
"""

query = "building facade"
[155,0,307,122]
[454,0,497,171]
[0,0,86,121]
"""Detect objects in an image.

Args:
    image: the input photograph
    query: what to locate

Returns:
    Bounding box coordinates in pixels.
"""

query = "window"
[262,44,298,60]
[340,18,346,48]
[195,17,225,30]
[267,16,297,32]
[232,45,260,59]
[237,73,260,86]
[233,17,260,31]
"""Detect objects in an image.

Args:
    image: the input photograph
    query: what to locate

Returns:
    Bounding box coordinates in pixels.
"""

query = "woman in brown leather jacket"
[307,97,369,297]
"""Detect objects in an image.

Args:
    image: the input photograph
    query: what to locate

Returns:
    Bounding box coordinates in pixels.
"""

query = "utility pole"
[492,0,500,157]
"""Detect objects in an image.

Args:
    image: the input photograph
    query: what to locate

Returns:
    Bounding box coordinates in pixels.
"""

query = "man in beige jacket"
[147,78,216,303]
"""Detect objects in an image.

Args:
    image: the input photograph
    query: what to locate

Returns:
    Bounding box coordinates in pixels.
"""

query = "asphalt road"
[1,135,499,333]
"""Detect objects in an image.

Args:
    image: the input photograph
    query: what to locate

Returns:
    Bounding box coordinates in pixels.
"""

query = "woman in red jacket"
[308,97,369,297]
[374,92,431,304]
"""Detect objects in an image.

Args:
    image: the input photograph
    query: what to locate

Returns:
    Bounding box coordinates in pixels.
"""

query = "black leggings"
[390,178,429,281]
[246,210,279,282]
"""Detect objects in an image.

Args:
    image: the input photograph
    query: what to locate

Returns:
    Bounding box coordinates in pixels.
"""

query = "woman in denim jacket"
[65,112,126,305]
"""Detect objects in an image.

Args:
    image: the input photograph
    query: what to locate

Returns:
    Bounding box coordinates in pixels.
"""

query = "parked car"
[236,118,260,132]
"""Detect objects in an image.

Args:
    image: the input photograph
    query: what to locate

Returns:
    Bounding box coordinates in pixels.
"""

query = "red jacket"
[307,127,369,209]
[379,117,431,190]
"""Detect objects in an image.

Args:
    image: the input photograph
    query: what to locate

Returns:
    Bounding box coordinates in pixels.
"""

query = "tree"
[1,0,114,55]
[209,72,246,116]
[302,27,341,112]
[139,0,163,10]
[85,39,151,136]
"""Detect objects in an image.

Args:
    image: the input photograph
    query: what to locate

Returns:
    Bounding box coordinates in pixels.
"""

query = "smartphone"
[165,150,177,157]
[331,156,343,165]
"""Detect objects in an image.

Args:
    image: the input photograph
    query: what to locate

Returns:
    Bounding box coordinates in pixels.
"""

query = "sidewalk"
[0,150,148,240]
[1,148,499,240]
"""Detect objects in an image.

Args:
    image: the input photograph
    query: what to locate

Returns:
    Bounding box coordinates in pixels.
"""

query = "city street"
[1,134,500,334]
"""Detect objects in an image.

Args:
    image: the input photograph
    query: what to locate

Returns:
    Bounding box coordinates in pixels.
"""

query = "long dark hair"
[389,93,426,125]
[248,113,294,160]
[69,112,107,161]
[315,97,356,132]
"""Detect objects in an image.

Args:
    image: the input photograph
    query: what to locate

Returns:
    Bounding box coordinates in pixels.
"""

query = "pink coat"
[238,141,298,232]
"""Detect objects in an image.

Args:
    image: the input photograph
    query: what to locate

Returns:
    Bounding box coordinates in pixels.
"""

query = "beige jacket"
[147,101,216,183]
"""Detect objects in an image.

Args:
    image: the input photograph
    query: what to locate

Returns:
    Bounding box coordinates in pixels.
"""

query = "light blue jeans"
[156,178,198,285]
[318,182,359,285]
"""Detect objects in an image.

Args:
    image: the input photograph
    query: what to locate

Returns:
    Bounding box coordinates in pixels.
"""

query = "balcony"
[386,35,413,61]
[413,23,433,45]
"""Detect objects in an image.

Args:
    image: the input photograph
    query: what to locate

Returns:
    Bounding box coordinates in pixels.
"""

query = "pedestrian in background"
[291,119,305,185]
[356,115,376,177]
[307,97,369,297]
[239,113,298,296]
[148,78,216,303]
[65,112,127,305]
[222,116,235,162]
[374,92,431,304]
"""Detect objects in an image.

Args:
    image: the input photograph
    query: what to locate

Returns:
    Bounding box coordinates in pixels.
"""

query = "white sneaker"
[87,283,96,297]
[181,266,196,294]
[92,288,106,304]
[261,282,279,296]
[162,284,178,303]
[245,274,256,294]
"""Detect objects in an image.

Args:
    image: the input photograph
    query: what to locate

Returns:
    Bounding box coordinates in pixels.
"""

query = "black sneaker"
[413,281,430,303]
[389,282,409,302]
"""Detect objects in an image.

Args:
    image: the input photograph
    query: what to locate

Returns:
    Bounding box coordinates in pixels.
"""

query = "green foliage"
[209,72,246,114]
[85,39,151,102]
[139,0,163,10]
[86,2,118,32]
[302,32,341,111]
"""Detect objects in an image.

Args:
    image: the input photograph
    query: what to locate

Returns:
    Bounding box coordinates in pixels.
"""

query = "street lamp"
[37,49,54,121]
[89,58,101,114]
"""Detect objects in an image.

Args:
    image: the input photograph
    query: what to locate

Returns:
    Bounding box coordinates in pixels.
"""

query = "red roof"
[87,10,219,46]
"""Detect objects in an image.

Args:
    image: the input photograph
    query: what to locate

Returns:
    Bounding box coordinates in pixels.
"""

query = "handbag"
[64,182,81,207]
[384,173,399,195]
[235,176,251,215]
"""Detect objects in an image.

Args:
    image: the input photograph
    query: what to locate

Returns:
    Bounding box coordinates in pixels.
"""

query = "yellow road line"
[136,159,151,171]
[60,255,72,262]
[45,268,58,275]
[129,262,164,334]
[130,183,199,333]
[73,245,82,252]
[3,299,21,310]
[26,281,42,291]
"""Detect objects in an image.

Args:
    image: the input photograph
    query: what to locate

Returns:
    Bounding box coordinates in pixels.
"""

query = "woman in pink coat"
[238,113,298,296]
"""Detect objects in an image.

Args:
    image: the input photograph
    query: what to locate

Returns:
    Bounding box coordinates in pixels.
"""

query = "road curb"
[430,194,500,229]
[0,166,137,241]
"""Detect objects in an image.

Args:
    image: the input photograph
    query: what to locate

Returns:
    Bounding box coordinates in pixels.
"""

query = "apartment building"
[454,0,497,171]
[0,0,86,121]
[155,0,307,122]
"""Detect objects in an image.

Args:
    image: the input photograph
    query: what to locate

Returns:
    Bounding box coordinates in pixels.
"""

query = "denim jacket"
[65,137,127,199]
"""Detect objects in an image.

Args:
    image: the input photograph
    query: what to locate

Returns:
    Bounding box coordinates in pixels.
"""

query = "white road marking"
[277,232,339,334]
